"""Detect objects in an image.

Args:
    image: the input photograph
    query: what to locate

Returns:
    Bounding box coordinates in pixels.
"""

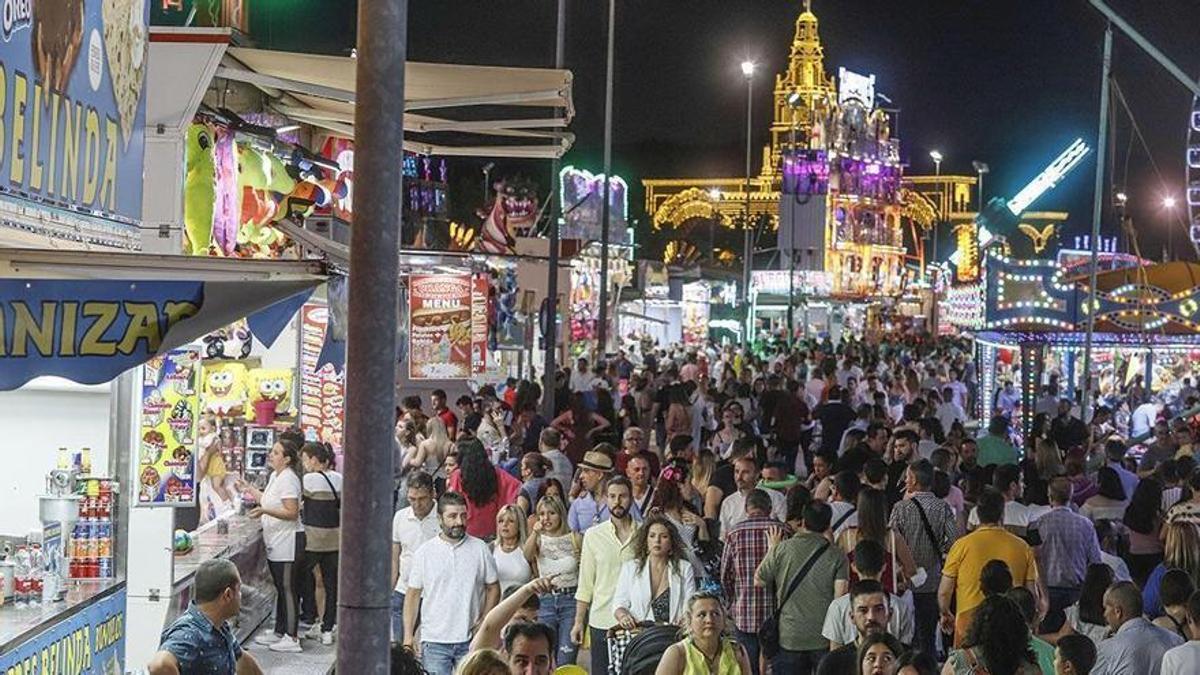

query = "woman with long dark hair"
[1081,466,1128,522]
[551,392,611,464]
[613,514,696,627]
[1123,478,1165,585]
[944,595,1039,674]
[238,438,304,652]
[446,438,522,539]
[1045,563,1112,646]
[836,487,917,593]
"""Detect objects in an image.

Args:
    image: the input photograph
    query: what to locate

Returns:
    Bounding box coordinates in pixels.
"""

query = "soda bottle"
[13,546,29,608]
[28,545,43,606]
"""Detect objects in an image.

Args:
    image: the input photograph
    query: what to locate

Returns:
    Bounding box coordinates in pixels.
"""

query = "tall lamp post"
[929,150,943,265]
[596,0,616,359]
[1163,195,1177,260]
[972,160,989,210]
[740,60,756,342]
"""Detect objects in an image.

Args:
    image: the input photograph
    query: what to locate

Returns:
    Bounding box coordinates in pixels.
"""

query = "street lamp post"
[972,160,989,210]
[1164,195,1177,259]
[596,0,616,359]
[928,150,943,265]
[741,60,756,343]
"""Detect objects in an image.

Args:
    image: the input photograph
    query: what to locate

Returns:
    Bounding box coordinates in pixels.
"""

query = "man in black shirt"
[816,386,856,455]
[815,579,894,675]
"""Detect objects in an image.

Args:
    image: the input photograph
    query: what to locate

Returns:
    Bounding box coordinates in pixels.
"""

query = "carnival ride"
[1188,86,1200,245]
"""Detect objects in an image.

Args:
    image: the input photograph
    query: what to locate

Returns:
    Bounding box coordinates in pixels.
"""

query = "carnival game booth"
[974,252,1200,436]
[0,248,325,672]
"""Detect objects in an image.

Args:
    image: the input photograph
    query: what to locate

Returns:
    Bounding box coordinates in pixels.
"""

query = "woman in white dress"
[492,504,531,594]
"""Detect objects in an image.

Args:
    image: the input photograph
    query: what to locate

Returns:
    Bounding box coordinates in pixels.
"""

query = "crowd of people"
[155,335,1200,675]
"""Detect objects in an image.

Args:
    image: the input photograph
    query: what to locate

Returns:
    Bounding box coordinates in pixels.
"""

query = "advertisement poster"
[0,0,149,226]
[0,587,126,673]
[137,348,200,506]
[471,275,489,375]
[300,303,345,449]
[409,274,473,380]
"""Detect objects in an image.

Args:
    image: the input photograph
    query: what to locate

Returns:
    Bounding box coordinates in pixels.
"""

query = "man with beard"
[719,455,786,540]
[815,579,896,675]
[571,476,638,675]
[404,492,500,675]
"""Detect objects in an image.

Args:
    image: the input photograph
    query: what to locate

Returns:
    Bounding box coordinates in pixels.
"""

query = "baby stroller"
[618,624,681,675]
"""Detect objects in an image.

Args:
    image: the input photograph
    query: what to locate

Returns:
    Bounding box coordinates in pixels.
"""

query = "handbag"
[757,540,830,659]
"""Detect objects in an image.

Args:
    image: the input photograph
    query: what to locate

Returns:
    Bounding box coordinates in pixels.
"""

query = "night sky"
[294,1,1200,257]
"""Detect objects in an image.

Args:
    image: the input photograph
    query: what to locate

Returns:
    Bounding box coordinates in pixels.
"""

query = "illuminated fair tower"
[764,0,836,179]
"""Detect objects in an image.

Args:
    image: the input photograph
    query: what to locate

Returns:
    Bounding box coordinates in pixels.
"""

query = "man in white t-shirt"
[390,472,439,643]
[1161,592,1200,675]
[719,456,786,540]
[569,357,596,393]
[404,491,500,675]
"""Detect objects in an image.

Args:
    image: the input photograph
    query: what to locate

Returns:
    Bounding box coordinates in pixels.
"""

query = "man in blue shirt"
[148,559,263,675]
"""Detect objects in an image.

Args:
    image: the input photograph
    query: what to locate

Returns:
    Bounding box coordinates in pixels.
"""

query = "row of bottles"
[5,545,44,608]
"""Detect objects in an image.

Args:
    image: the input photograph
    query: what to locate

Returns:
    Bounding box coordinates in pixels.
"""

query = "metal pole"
[596,0,615,359]
[1088,0,1200,98]
[542,0,566,419]
[787,123,796,348]
[340,0,405,671]
[742,74,754,343]
[1082,23,1113,418]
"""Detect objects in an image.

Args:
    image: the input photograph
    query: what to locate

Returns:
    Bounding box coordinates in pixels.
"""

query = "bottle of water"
[28,545,43,606]
[13,546,30,608]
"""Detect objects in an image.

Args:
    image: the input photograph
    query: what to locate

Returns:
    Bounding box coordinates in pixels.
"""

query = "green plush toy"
[266,153,296,195]
[183,124,216,256]
[237,142,270,190]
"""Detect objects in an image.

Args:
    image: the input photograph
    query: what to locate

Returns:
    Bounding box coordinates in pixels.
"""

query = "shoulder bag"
[758,540,830,659]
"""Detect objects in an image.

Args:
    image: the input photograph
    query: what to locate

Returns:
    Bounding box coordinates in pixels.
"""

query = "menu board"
[471,275,489,375]
[137,348,200,506]
[408,274,474,380]
[300,303,345,449]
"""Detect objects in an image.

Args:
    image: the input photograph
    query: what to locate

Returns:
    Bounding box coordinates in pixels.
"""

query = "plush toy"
[212,128,239,256]
[266,153,296,196]
[202,362,249,418]
[245,368,296,419]
[183,124,216,255]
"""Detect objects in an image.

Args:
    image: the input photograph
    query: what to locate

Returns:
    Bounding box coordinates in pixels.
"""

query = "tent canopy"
[0,249,326,390]
[218,48,575,159]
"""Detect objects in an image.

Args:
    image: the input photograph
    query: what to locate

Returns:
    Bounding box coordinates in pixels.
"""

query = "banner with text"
[0,586,126,673]
[0,0,149,226]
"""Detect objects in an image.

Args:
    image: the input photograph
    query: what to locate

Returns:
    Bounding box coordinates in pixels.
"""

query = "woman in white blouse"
[492,504,531,594]
[237,438,304,653]
[613,514,696,628]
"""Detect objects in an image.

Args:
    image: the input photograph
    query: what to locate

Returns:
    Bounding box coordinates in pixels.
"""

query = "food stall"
[0,249,324,671]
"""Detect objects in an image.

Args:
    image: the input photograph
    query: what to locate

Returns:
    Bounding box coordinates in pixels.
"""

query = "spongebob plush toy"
[184,124,216,255]
[245,368,296,419]
[202,362,248,418]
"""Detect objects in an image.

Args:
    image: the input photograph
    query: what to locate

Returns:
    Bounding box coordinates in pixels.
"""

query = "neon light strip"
[1007,139,1091,215]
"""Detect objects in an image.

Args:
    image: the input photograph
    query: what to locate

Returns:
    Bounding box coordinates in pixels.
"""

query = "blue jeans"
[734,629,761,675]
[537,592,579,665]
[391,591,405,643]
[421,640,471,675]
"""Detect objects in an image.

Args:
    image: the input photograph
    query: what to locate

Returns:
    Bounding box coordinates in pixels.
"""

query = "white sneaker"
[320,631,334,646]
[304,623,324,640]
[253,632,282,646]
[269,635,303,653]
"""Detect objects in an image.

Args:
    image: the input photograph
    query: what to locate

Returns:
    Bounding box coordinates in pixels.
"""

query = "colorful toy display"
[183,124,217,256]
[202,361,249,418]
[245,368,296,420]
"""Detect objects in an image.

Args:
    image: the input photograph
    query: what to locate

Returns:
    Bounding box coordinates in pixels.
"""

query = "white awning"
[218,48,575,159]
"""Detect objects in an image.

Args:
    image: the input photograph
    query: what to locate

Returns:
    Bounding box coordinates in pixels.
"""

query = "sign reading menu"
[0,0,150,228]
[137,347,199,506]
[408,273,474,380]
[300,303,345,449]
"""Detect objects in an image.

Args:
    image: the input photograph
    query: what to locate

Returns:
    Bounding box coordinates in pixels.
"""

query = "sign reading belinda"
[0,0,149,227]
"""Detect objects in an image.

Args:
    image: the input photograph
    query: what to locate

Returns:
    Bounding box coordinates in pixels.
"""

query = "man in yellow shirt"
[939,487,1044,646]
[572,476,637,675]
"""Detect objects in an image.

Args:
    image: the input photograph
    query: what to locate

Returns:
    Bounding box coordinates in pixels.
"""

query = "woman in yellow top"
[656,591,750,675]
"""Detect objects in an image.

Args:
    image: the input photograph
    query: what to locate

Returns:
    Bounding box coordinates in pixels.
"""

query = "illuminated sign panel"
[838,68,876,108]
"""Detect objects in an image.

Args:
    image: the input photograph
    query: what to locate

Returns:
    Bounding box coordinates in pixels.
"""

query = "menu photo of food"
[137,347,200,506]
[408,274,474,380]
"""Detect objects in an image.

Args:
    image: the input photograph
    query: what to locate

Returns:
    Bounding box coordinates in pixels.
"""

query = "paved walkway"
[244,625,337,674]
